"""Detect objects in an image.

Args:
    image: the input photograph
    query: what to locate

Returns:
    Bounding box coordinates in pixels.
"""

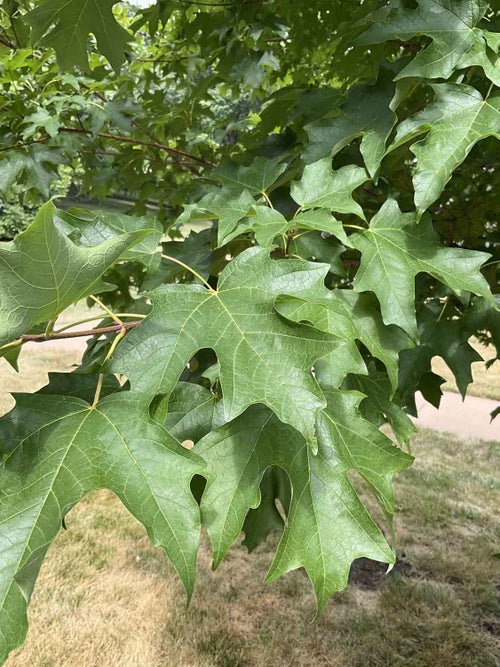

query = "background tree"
[0,0,498,662]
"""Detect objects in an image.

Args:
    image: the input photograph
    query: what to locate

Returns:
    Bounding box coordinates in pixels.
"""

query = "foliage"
[0,0,498,661]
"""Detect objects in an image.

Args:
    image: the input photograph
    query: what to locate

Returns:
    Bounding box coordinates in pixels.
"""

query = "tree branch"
[59,127,215,167]
[21,320,142,342]
[0,35,18,50]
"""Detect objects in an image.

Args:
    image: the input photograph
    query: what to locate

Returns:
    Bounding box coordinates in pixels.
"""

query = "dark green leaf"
[111,248,337,450]
[276,289,411,392]
[291,159,368,219]
[0,392,204,662]
[0,201,153,346]
[27,0,131,72]
[389,84,500,215]
[197,389,412,612]
[304,79,396,179]
[351,199,495,338]
[358,0,491,80]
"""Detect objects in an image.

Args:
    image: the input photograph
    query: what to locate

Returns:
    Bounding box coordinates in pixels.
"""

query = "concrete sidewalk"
[414,391,500,441]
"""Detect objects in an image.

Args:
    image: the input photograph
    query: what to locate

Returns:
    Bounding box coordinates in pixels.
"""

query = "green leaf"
[211,156,288,196]
[0,345,20,372]
[291,159,368,220]
[111,248,337,450]
[275,289,411,392]
[0,201,153,346]
[455,35,500,86]
[463,297,500,358]
[0,391,204,663]
[350,199,495,338]
[344,372,418,446]
[197,389,412,612]
[144,230,214,291]
[221,206,351,249]
[197,189,255,246]
[287,231,347,276]
[220,206,290,247]
[389,84,500,215]
[0,147,64,199]
[358,0,491,80]
[242,467,291,552]
[56,209,162,272]
[165,382,223,444]
[22,108,60,139]
[304,79,397,179]
[398,304,483,399]
[26,0,131,72]
[37,371,121,402]
[315,344,369,389]
[292,210,352,247]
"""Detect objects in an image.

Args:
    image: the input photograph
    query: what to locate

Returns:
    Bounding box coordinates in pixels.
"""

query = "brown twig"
[0,35,18,50]
[58,127,215,166]
[284,229,295,255]
[21,320,142,342]
[0,137,49,153]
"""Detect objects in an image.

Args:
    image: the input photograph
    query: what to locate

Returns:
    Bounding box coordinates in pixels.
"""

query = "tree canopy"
[0,0,498,661]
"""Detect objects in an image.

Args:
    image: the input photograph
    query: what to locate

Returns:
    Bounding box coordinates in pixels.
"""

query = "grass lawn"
[1,332,498,666]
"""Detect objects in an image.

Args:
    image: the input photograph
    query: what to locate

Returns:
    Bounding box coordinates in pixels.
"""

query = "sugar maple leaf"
[27,0,131,72]
[388,83,500,216]
[0,201,152,347]
[197,390,413,612]
[350,199,495,338]
[0,391,204,663]
[358,0,493,80]
[111,248,337,451]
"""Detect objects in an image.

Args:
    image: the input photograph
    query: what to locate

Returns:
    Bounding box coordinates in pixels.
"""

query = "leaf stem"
[162,253,216,292]
[44,317,56,339]
[343,224,366,231]
[261,191,274,208]
[0,338,23,356]
[283,228,296,255]
[436,298,448,322]
[292,229,314,241]
[91,326,128,408]
[89,295,123,325]
[91,374,104,409]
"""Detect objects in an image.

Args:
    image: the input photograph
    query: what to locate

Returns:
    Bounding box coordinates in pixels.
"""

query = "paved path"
[414,391,500,441]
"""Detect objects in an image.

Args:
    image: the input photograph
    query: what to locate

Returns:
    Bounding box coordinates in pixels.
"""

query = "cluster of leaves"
[0,0,499,662]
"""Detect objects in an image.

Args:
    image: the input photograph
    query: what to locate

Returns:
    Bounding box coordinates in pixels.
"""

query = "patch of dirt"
[480,620,500,636]
[348,557,415,590]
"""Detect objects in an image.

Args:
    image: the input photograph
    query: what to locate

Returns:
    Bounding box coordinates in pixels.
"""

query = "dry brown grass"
[5,491,174,667]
